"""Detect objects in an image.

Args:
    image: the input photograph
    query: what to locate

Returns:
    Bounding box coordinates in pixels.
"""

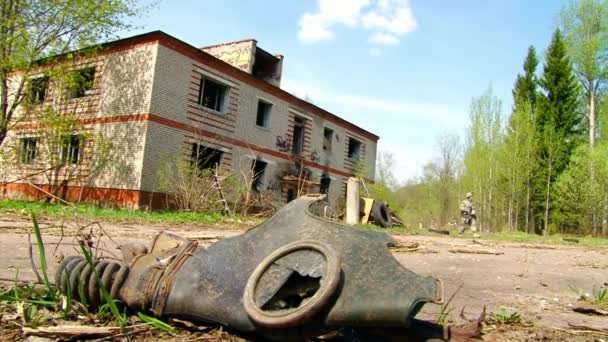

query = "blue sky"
[124,0,567,182]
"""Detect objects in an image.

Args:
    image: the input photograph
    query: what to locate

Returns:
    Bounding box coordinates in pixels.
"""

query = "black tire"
[371,201,393,228]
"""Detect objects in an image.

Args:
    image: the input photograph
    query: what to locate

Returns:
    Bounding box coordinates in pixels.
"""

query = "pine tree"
[512,46,539,109]
[534,29,583,232]
[537,29,582,172]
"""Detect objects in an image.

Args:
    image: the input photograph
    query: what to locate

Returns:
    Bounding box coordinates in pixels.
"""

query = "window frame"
[67,67,95,99]
[60,135,83,165]
[319,174,331,194]
[323,127,334,152]
[20,137,39,165]
[190,143,224,171]
[291,116,306,155]
[347,137,362,160]
[255,99,272,128]
[251,159,268,192]
[28,76,49,105]
[197,77,228,113]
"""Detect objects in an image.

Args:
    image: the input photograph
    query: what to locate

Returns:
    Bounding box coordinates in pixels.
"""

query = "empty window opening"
[61,135,82,165]
[198,78,227,112]
[68,67,95,99]
[292,117,305,155]
[20,137,38,164]
[191,144,223,170]
[320,174,331,194]
[28,76,49,104]
[256,100,272,127]
[347,137,362,160]
[252,159,268,192]
[286,188,296,202]
[323,127,333,151]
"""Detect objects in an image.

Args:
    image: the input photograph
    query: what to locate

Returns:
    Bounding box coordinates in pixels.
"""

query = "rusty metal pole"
[345,177,360,225]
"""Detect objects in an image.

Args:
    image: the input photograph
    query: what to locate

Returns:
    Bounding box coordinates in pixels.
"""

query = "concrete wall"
[141,41,377,205]
[2,43,158,196]
[202,40,255,73]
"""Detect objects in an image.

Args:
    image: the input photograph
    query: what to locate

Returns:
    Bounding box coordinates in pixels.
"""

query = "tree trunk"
[543,162,552,236]
[590,84,596,148]
[525,179,531,233]
[603,193,607,237]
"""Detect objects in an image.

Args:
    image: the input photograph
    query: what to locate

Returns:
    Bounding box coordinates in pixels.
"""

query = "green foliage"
[0,0,153,147]
[138,312,176,334]
[0,199,227,224]
[512,46,539,108]
[487,311,522,325]
[462,86,504,231]
[31,214,50,290]
[570,284,608,307]
[560,0,608,146]
[554,143,608,235]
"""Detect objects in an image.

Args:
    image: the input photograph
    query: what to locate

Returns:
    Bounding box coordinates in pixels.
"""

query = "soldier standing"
[458,192,476,234]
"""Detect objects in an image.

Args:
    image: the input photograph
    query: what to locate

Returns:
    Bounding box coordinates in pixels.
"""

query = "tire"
[371,201,393,228]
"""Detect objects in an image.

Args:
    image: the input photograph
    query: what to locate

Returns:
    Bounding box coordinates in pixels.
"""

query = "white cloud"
[298,0,370,43]
[369,32,399,45]
[297,0,417,46]
[368,47,384,56]
[361,0,417,35]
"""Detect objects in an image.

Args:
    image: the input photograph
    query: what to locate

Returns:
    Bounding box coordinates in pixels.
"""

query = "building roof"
[49,30,379,141]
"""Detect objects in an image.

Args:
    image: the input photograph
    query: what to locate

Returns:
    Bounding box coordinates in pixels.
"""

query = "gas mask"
[55,195,445,341]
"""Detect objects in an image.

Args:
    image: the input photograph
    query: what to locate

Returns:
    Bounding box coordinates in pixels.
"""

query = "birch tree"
[560,0,608,148]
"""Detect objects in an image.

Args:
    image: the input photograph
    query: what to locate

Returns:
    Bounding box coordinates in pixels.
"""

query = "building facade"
[2,31,378,209]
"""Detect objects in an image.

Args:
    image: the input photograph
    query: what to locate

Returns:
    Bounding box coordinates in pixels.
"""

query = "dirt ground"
[1,214,607,341]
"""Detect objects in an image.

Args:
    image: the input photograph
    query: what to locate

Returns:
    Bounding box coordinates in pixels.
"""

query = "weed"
[569,284,608,308]
[31,214,50,290]
[436,283,463,326]
[137,312,176,334]
[487,310,521,325]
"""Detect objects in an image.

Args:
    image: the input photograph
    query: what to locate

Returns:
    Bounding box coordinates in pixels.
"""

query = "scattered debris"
[429,228,450,235]
[449,247,504,255]
[22,325,124,338]
[514,243,558,250]
[568,322,608,335]
[573,306,608,316]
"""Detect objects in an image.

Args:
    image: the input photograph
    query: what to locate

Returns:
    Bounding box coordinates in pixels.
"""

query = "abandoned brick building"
[2,31,378,209]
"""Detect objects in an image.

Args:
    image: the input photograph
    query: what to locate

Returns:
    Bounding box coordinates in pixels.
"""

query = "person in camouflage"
[458,192,476,234]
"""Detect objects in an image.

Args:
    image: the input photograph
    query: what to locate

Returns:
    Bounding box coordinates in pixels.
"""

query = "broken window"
[319,174,331,194]
[198,78,227,112]
[286,188,296,202]
[256,100,272,128]
[28,76,49,104]
[191,143,223,170]
[20,137,38,165]
[68,67,95,99]
[323,127,333,151]
[60,135,82,165]
[347,137,362,160]
[292,117,305,155]
[252,159,268,192]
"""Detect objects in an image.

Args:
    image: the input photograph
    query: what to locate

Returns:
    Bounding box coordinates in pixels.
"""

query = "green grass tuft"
[0,199,240,225]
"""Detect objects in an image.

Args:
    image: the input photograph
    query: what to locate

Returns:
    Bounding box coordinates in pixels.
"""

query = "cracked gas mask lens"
[244,240,341,328]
